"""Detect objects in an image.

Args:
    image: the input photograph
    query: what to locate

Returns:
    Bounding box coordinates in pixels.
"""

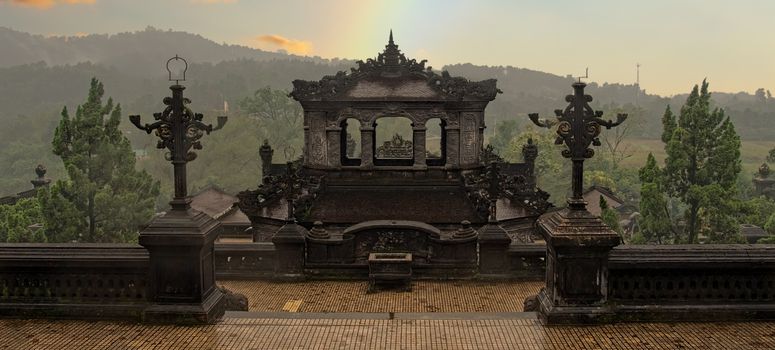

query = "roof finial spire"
[389,29,394,45]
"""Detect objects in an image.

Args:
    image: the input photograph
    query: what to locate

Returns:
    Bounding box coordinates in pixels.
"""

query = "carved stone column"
[302,124,311,167]
[412,126,427,168]
[478,125,486,165]
[522,139,538,189]
[535,208,621,324]
[360,126,374,168]
[259,140,274,183]
[445,126,460,169]
[326,128,341,168]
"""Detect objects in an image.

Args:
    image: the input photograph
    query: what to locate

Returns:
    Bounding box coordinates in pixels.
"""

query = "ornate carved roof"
[290,30,500,102]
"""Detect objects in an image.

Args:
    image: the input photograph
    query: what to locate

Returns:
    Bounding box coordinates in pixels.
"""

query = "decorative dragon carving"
[237,159,322,222]
[464,150,552,219]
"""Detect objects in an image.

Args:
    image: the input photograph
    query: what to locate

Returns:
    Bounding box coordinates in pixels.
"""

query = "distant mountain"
[0,26,341,75]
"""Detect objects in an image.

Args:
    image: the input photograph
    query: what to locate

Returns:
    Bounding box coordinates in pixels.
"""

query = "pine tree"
[37,181,85,242]
[662,80,742,243]
[638,153,672,243]
[44,78,160,243]
[660,105,676,144]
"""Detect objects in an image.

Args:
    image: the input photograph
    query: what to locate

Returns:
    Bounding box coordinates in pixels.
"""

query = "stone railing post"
[478,163,512,277]
[477,221,512,277]
[271,162,308,280]
[528,81,626,324]
[129,55,228,324]
[534,212,620,323]
[272,219,308,280]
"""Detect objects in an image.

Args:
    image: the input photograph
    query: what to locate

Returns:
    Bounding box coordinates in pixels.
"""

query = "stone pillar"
[259,140,274,183]
[478,125,486,165]
[412,126,427,168]
[326,128,341,167]
[522,138,538,189]
[272,218,308,280]
[140,205,225,324]
[478,206,512,277]
[360,126,374,168]
[534,208,621,324]
[302,123,310,167]
[445,126,460,169]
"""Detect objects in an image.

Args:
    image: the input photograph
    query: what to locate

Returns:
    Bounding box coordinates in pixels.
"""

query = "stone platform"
[2,315,774,349]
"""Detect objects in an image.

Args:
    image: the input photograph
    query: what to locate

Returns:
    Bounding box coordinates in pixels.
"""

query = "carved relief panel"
[461,112,478,165]
[352,229,430,263]
[307,113,327,166]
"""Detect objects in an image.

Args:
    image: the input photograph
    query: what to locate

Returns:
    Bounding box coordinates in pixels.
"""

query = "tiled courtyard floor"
[2,317,775,349]
[2,281,774,349]
[218,279,545,312]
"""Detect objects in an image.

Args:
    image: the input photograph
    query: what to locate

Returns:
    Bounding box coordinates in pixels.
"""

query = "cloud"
[248,34,313,55]
[191,0,237,3]
[4,0,95,9]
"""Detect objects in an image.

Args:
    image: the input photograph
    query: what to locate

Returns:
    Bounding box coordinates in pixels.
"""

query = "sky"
[1,0,774,96]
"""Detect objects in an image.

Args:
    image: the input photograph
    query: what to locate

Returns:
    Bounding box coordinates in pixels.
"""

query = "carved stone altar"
[376,134,413,159]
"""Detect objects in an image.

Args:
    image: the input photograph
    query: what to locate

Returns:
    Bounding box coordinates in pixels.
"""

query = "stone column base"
[143,288,225,324]
[536,288,615,325]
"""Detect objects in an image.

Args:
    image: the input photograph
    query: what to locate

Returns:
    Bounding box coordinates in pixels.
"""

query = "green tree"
[45,78,159,243]
[239,87,303,161]
[489,119,519,154]
[660,105,676,144]
[662,80,742,243]
[37,181,84,242]
[0,198,47,243]
[599,103,643,171]
[599,196,622,234]
[638,153,673,243]
[757,213,775,243]
[737,196,775,228]
[765,213,775,235]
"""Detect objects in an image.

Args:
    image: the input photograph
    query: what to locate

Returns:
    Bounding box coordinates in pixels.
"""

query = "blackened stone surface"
[535,207,620,324]
[139,207,225,324]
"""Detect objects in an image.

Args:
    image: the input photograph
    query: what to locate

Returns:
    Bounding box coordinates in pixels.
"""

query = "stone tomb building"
[238,32,550,278]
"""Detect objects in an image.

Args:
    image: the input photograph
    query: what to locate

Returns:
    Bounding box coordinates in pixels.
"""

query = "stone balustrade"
[0,243,149,320]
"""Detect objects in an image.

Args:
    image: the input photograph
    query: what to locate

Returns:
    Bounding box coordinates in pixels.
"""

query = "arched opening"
[373,116,413,166]
[425,118,446,166]
[340,118,362,166]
